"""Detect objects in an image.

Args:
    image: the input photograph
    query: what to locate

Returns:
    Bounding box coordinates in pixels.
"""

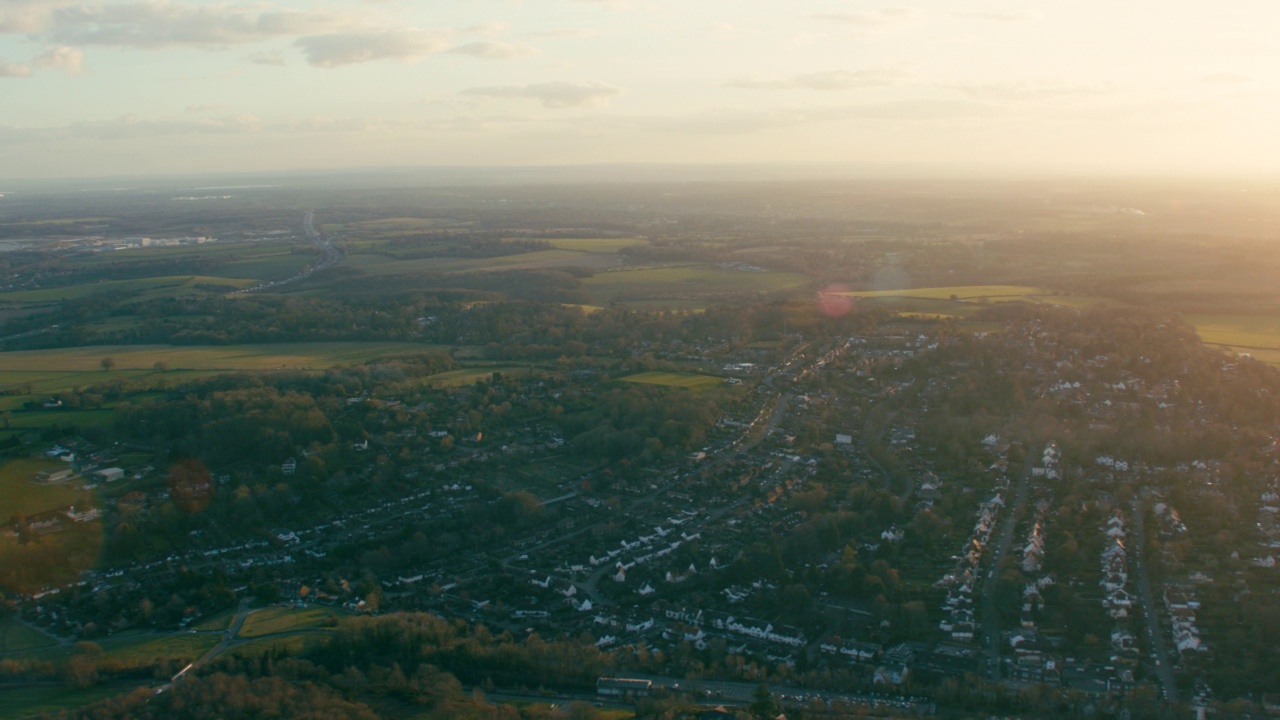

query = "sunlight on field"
[619,371,726,391]
[585,264,809,303]
[546,237,647,252]
[0,458,84,519]
[1190,315,1280,350]
[239,606,342,638]
[839,285,1042,300]
[0,342,438,372]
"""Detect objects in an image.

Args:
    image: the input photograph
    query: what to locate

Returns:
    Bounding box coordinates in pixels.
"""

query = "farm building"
[93,467,125,483]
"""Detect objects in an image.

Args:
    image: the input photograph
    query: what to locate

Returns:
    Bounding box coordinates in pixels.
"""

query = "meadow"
[1189,315,1280,351]
[0,457,87,519]
[619,371,726,391]
[0,275,254,304]
[238,606,343,639]
[0,617,58,653]
[584,264,809,304]
[0,342,439,373]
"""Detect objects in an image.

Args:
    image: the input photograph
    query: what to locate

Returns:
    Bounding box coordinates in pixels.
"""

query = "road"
[239,210,342,293]
[1130,497,1179,703]
[979,448,1035,680]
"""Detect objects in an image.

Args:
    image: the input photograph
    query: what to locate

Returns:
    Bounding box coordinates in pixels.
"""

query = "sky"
[1,0,1278,179]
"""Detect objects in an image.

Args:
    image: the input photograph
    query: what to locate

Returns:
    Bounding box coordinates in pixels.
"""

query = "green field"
[546,237,648,252]
[238,606,342,639]
[1190,315,1280,350]
[0,683,128,720]
[0,276,256,304]
[585,264,809,304]
[619,371,726,391]
[0,618,58,653]
[839,285,1043,301]
[0,342,440,373]
[0,457,86,519]
[423,367,531,388]
[344,248,602,275]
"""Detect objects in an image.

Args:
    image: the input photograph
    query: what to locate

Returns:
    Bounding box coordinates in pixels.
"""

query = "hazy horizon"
[3,0,1279,179]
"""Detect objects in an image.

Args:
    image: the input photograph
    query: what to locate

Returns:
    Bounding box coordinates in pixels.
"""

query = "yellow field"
[619,371,726,391]
[1190,315,1280,350]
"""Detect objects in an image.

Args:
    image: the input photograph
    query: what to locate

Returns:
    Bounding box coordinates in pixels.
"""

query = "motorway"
[239,210,343,293]
[1130,497,1179,703]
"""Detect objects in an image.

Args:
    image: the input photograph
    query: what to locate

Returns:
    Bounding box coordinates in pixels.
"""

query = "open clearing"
[839,285,1043,301]
[238,606,342,638]
[0,457,86,519]
[619,371,725,391]
[585,265,809,304]
[345,249,602,275]
[423,366,531,388]
[546,237,647,252]
[0,618,57,653]
[0,684,126,720]
[0,276,255,304]
[1190,315,1280,351]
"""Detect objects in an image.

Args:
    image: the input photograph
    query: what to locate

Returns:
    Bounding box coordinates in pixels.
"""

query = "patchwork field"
[619,371,726,391]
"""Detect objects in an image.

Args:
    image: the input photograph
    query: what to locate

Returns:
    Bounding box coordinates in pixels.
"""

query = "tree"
[100,357,116,371]
[750,681,778,720]
[153,360,169,372]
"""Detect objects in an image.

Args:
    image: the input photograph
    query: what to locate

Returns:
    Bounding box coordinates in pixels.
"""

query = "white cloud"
[295,29,450,67]
[0,59,33,77]
[41,1,360,48]
[448,41,540,59]
[811,8,920,33]
[33,45,84,74]
[1201,72,1249,85]
[527,27,598,39]
[947,81,1115,102]
[462,81,622,108]
[953,11,1028,22]
[249,50,286,66]
[728,66,912,91]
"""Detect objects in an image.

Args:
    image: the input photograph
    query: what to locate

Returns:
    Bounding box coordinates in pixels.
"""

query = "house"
[281,458,297,476]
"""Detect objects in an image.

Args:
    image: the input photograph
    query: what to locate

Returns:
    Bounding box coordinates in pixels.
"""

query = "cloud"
[0,60,32,77]
[527,27,598,39]
[0,44,82,77]
[947,81,1114,102]
[249,50,286,66]
[295,29,450,67]
[811,8,920,31]
[1201,72,1249,84]
[462,81,622,108]
[571,0,631,9]
[645,99,997,135]
[728,66,912,91]
[953,11,1027,22]
[33,45,83,74]
[40,1,359,48]
[185,103,227,113]
[448,41,540,59]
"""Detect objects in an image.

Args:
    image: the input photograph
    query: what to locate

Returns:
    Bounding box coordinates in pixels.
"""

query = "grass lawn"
[422,367,531,388]
[0,618,58,653]
[619,371,726,391]
[238,606,343,639]
[228,633,329,658]
[0,457,86,519]
[0,683,132,720]
[190,609,235,632]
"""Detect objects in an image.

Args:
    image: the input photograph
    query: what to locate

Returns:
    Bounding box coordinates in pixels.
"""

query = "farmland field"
[0,684,128,720]
[546,237,648,252]
[839,285,1043,301]
[344,249,601,275]
[585,264,809,304]
[238,606,342,638]
[619,371,726,391]
[0,457,86,519]
[1190,315,1280,351]
[0,618,58,653]
[423,366,531,388]
[0,342,441,373]
[0,275,255,304]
